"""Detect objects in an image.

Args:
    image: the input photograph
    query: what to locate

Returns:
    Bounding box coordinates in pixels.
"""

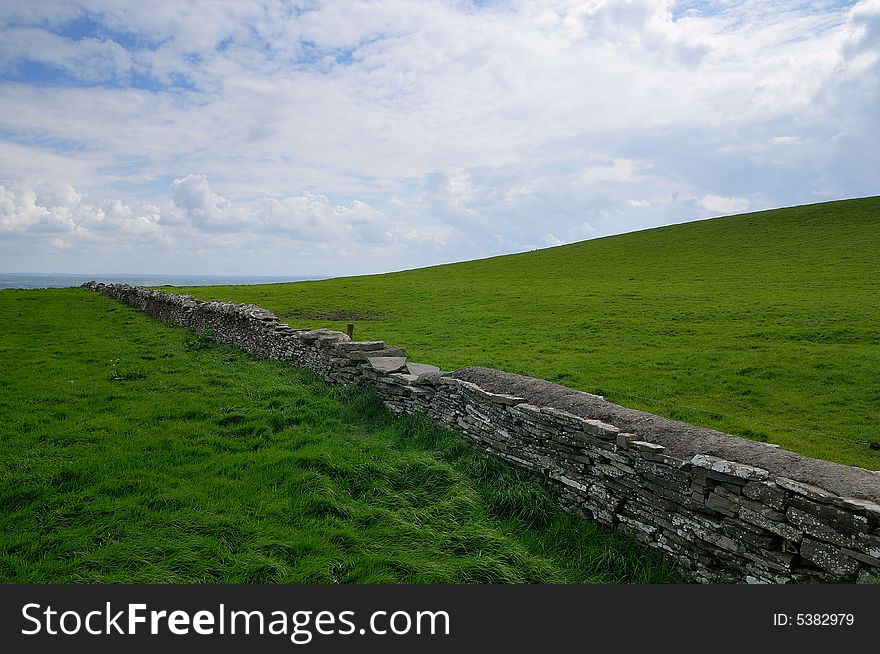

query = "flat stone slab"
[691,454,769,481]
[367,356,407,373]
[347,347,407,360]
[406,362,441,376]
[389,372,420,384]
[336,341,385,352]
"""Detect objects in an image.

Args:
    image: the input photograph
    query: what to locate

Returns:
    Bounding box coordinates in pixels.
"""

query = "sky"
[0,0,877,276]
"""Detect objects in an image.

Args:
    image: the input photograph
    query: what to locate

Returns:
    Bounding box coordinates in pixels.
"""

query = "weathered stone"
[479,389,527,406]
[628,440,666,453]
[743,564,794,584]
[776,477,837,501]
[699,529,741,554]
[641,451,690,469]
[857,568,880,584]
[742,548,796,573]
[701,472,741,487]
[509,402,543,421]
[841,548,880,567]
[464,403,492,424]
[538,406,588,430]
[459,381,524,408]
[389,372,420,384]
[581,418,620,439]
[785,506,857,549]
[628,477,691,508]
[296,329,333,343]
[742,481,787,512]
[834,497,880,520]
[739,506,802,542]
[403,385,433,396]
[717,481,744,495]
[608,460,636,475]
[336,340,386,352]
[791,569,829,584]
[691,454,769,481]
[315,332,349,347]
[788,495,870,532]
[799,538,860,577]
[721,518,780,549]
[615,513,658,536]
[346,347,407,360]
[632,461,690,494]
[405,362,441,376]
[550,472,589,492]
[706,488,740,517]
[857,532,880,558]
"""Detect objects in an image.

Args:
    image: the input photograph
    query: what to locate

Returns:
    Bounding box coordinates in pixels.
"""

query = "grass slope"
[176,197,880,469]
[0,289,678,583]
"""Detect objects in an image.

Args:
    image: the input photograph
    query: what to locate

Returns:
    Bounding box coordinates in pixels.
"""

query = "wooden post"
[346,323,354,339]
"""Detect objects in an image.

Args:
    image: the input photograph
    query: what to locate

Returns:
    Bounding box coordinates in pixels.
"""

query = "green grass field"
[174,197,880,470]
[0,289,678,583]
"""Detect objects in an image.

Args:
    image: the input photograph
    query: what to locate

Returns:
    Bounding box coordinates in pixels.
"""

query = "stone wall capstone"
[83,281,880,584]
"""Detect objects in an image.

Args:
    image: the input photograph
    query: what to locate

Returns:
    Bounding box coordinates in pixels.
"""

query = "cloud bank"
[0,0,877,275]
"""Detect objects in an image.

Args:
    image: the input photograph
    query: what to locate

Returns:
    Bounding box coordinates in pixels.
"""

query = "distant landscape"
[3,196,878,584]
[0,273,323,290]
[3,0,879,595]
[171,197,880,470]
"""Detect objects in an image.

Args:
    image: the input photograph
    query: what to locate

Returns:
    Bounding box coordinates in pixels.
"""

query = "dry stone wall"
[84,281,880,584]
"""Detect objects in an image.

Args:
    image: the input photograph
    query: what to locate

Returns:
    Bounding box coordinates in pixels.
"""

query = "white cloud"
[0,179,167,243]
[575,222,599,239]
[0,1,877,274]
[580,159,644,184]
[0,141,95,186]
[171,174,235,231]
[0,175,458,274]
[697,194,751,214]
[0,27,131,82]
[768,136,801,145]
[169,174,404,245]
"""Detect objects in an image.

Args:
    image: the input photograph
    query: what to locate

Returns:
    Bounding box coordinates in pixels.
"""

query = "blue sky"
[0,0,877,275]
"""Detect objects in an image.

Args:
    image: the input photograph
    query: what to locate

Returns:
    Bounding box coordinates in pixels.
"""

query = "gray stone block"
[366,356,407,373]
[706,488,740,517]
[691,454,769,481]
[800,538,860,577]
[406,362,441,376]
[739,506,803,542]
[742,481,788,511]
[346,347,407,360]
[788,495,870,532]
[841,548,880,567]
[336,341,386,352]
[776,477,837,501]
[834,497,880,521]
[628,440,666,453]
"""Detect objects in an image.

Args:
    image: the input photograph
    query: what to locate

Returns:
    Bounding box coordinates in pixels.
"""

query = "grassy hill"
[0,289,676,582]
[175,197,880,469]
